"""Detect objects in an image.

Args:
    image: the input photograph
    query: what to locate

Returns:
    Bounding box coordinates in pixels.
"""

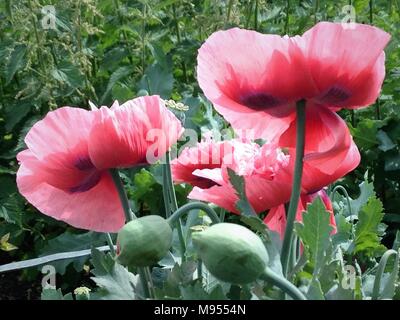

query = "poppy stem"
[105,233,116,256]
[164,152,187,261]
[167,202,221,226]
[281,99,306,277]
[260,267,306,300]
[109,169,135,222]
[109,169,153,299]
[372,249,399,300]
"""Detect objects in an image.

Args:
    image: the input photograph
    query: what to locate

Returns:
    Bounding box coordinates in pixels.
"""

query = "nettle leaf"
[38,231,106,275]
[4,102,32,132]
[227,168,256,216]
[41,288,73,300]
[138,62,173,98]
[295,197,333,275]
[90,249,138,300]
[51,60,85,89]
[349,118,383,150]
[100,66,132,104]
[5,44,27,84]
[352,197,386,257]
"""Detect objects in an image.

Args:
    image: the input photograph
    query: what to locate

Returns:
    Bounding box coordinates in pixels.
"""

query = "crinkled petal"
[88,95,183,170]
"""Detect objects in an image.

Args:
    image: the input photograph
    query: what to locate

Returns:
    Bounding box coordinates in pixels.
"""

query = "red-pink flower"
[197,22,390,143]
[264,189,336,239]
[17,96,183,232]
[171,119,359,219]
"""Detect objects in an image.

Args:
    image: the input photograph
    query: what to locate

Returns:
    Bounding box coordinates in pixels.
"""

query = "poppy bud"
[116,215,173,267]
[192,223,269,284]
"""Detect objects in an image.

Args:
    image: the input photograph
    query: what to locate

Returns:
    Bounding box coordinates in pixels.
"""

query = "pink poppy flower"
[197,23,390,142]
[16,96,183,232]
[264,189,336,239]
[171,118,359,216]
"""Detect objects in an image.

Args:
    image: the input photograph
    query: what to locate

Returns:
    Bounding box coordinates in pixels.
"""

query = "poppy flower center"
[317,86,351,105]
[240,93,282,110]
[69,157,102,193]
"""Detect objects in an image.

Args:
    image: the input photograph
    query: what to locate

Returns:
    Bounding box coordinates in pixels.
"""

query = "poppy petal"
[17,150,125,232]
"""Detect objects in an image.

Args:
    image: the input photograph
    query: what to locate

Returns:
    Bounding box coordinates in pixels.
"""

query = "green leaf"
[227,168,256,216]
[349,178,375,217]
[5,44,27,84]
[41,288,73,300]
[90,249,137,300]
[352,197,386,257]
[4,103,32,132]
[307,278,325,300]
[51,59,84,88]
[100,66,132,104]
[180,280,210,300]
[295,197,333,275]
[349,118,383,150]
[138,62,173,98]
[381,252,400,299]
[38,231,106,275]
[377,130,396,152]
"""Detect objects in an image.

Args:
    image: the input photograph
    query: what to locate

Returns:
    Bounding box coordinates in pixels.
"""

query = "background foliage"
[0,0,399,299]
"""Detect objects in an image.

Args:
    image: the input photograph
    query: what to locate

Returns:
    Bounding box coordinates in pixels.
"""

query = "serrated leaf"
[0,233,18,251]
[349,118,382,150]
[349,178,375,217]
[100,66,131,104]
[138,62,173,98]
[90,249,137,300]
[295,197,333,275]
[352,197,386,256]
[51,60,84,88]
[5,44,27,84]
[227,168,256,216]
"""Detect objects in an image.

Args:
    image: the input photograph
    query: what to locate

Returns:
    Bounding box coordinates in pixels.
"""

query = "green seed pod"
[192,223,269,284]
[116,215,173,267]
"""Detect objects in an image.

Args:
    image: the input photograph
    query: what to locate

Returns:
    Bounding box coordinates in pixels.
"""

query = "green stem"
[105,233,116,256]
[260,267,306,300]
[314,0,319,24]
[109,169,135,221]
[138,268,151,299]
[172,3,188,82]
[372,249,398,300]
[281,100,306,277]
[219,208,226,222]
[225,0,234,26]
[254,0,258,30]
[165,152,187,261]
[162,164,171,217]
[141,3,146,75]
[109,169,154,299]
[284,0,290,34]
[167,202,221,226]
[331,185,352,216]
[197,260,203,280]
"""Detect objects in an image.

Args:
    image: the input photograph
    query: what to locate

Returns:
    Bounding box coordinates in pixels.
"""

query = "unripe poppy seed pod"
[116,215,173,267]
[192,223,269,284]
